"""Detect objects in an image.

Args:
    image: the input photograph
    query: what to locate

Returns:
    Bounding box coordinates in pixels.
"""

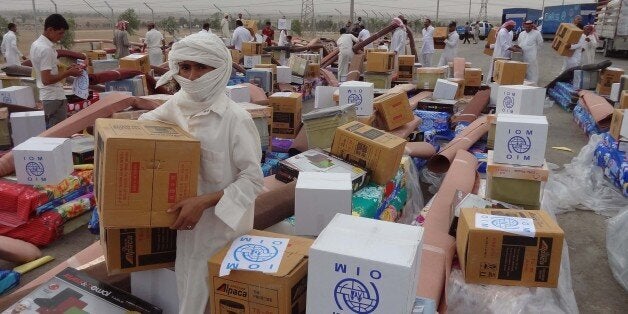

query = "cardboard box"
[278,18,291,30]
[494,114,548,167]
[104,76,147,96]
[85,49,107,64]
[276,148,369,192]
[208,230,312,314]
[339,81,375,116]
[572,69,599,90]
[621,90,628,109]
[0,107,10,147]
[111,109,150,120]
[494,60,527,85]
[496,85,546,115]
[457,207,564,287]
[416,67,446,89]
[555,23,583,43]
[0,75,22,89]
[243,55,262,69]
[610,109,628,140]
[230,49,242,62]
[486,150,550,182]
[365,51,395,72]
[314,86,338,109]
[449,191,521,237]
[0,85,36,108]
[611,82,622,102]
[305,63,320,79]
[597,67,625,95]
[331,121,406,184]
[131,268,178,314]
[464,68,482,87]
[243,19,259,34]
[10,111,46,146]
[364,71,393,89]
[302,103,357,149]
[484,27,500,56]
[307,214,423,314]
[289,55,309,77]
[225,84,251,103]
[245,69,273,93]
[551,37,574,57]
[269,92,302,138]
[398,55,415,66]
[119,53,150,74]
[434,27,447,38]
[373,91,413,130]
[449,77,465,99]
[13,137,73,185]
[94,118,200,228]
[295,53,321,64]
[69,136,95,164]
[277,65,292,84]
[433,78,458,100]
[486,150,547,207]
[295,172,352,236]
[4,267,162,313]
[242,42,264,56]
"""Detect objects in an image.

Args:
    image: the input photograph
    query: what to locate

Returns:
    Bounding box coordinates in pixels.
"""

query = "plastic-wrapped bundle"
[607,209,628,290]
[352,183,385,218]
[573,103,602,135]
[414,110,451,133]
[548,82,578,112]
[593,133,628,191]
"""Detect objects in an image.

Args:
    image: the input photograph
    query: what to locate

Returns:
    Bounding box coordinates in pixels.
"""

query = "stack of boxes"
[596,67,624,96]
[416,67,446,90]
[552,23,584,57]
[242,42,264,68]
[398,55,416,82]
[364,51,395,89]
[433,27,448,49]
[119,53,151,74]
[268,92,302,139]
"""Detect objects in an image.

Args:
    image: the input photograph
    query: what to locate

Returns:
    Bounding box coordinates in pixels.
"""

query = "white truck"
[596,0,628,57]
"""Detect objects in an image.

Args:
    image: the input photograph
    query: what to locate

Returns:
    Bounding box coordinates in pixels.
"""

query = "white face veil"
[156,33,233,114]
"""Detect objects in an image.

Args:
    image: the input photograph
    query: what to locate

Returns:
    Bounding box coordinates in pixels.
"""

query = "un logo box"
[493,114,548,167]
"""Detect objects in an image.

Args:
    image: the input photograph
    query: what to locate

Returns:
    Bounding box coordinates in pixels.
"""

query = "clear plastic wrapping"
[607,209,628,291]
[400,156,426,225]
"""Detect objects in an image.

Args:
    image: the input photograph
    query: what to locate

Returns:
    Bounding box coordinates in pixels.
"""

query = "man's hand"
[565,43,572,49]
[167,191,223,230]
[65,64,83,77]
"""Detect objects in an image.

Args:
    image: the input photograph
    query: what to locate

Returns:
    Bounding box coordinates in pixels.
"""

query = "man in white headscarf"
[583,25,598,65]
[485,19,515,84]
[515,20,543,85]
[561,25,594,71]
[139,33,264,314]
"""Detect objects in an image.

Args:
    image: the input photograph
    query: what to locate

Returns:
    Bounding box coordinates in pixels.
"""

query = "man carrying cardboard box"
[138,33,264,313]
[485,20,516,84]
[561,25,593,72]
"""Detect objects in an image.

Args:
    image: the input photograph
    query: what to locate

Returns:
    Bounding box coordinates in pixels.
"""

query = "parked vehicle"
[501,8,542,39]
[538,3,597,39]
[595,0,628,57]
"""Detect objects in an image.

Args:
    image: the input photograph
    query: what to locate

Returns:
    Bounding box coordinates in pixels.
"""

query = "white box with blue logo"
[493,114,548,167]
[0,85,36,108]
[339,81,374,116]
[496,85,546,115]
[9,111,46,146]
[13,137,73,185]
[307,213,424,314]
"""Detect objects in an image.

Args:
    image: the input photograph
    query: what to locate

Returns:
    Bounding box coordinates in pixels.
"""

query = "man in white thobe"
[562,27,591,72]
[486,20,516,84]
[421,19,435,66]
[145,23,165,66]
[515,20,543,85]
[357,25,372,48]
[1,23,25,66]
[583,25,598,65]
[220,15,230,40]
[336,28,358,81]
[438,22,459,66]
[231,20,253,51]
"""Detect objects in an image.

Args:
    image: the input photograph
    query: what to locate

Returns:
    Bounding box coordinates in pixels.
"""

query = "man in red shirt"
[262,21,274,46]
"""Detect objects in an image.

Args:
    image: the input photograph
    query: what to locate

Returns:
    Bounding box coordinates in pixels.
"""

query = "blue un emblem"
[334,278,379,314]
[491,217,520,229]
[507,136,531,154]
[25,162,45,177]
[347,93,363,106]
[233,243,278,262]
[503,95,515,109]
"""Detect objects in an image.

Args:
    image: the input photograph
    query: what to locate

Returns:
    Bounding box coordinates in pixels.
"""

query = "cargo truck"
[538,3,597,39]
[595,0,628,57]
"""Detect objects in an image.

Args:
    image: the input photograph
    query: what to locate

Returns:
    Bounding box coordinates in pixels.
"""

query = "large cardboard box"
[416,67,446,89]
[94,118,200,228]
[313,86,338,109]
[208,230,312,314]
[241,42,264,56]
[0,107,11,147]
[0,85,36,108]
[225,84,251,103]
[302,103,357,149]
[245,69,273,93]
[365,51,395,72]
[373,91,413,130]
[243,55,262,69]
[276,148,369,191]
[433,27,448,39]
[3,267,162,313]
[610,109,628,140]
[307,214,424,314]
[555,23,583,43]
[398,55,416,79]
[101,227,176,275]
[464,68,482,87]
[13,137,73,186]
[331,121,406,184]
[432,78,458,100]
[339,81,375,116]
[269,92,302,138]
[119,53,150,74]
[596,67,625,95]
[496,85,546,115]
[104,75,147,96]
[92,59,120,73]
[131,268,179,314]
[457,207,564,287]
[295,172,352,236]
[85,49,107,64]
[289,55,309,77]
[486,150,548,207]
[494,60,527,85]
[364,72,394,89]
[494,114,548,167]
[10,111,46,146]
[484,27,500,56]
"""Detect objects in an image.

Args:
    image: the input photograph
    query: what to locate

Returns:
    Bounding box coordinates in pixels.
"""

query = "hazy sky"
[5,0,590,19]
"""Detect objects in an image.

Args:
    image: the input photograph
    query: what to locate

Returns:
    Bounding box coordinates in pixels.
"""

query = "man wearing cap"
[485,20,516,84]
[514,20,543,85]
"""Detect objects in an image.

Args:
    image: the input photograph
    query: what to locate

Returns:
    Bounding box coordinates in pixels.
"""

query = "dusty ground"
[1,31,627,313]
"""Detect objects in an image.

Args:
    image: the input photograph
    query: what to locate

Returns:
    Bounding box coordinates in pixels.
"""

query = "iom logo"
[503,95,515,110]
[347,93,363,106]
[233,243,278,263]
[25,162,45,177]
[333,263,380,314]
[491,216,521,229]
[507,136,532,154]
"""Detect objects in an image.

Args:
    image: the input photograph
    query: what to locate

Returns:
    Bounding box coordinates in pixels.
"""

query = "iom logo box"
[307,214,423,314]
[339,81,374,116]
[13,137,73,185]
[494,114,548,167]
[496,85,546,116]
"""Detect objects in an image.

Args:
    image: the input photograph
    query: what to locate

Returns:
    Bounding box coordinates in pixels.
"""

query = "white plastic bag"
[400,157,426,224]
[420,167,445,194]
[607,209,628,291]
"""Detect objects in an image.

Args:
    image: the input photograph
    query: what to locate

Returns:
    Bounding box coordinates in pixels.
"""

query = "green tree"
[178,17,188,28]
[0,15,8,44]
[59,16,76,49]
[292,19,302,36]
[118,9,140,35]
[158,16,179,37]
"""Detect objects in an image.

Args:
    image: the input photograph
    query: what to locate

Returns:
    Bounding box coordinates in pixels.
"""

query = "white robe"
[583,34,598,65]
[231,26,253,51]
[517,29,543,84]
[421,26,435,66]
[337,33,358,81]
[562,34,587,72]
[220,18,230,39]
[486,28,513,83]
[391,27,406,55]
[1,30,22,66]
[358,28,373,48]
[438,30,459,66]
[144,29,164,66]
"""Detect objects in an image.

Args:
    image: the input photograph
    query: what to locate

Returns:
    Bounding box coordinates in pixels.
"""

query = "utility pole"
[144,2,154,22]
[436,0,440,23]
[183,5,192,34]
[468,0,472,22]
[31,0,38,36]
[349,0,355,23]
[50,0,58,13]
